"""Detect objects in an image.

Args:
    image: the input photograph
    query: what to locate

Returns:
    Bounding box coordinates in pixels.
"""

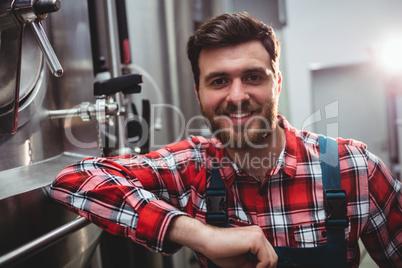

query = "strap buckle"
[324,189,349,229]
[205,189,227,226]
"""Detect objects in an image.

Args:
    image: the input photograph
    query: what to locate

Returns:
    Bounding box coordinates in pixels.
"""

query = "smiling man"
[197,41,280,149]
[195,39,285,182]
[50,12,401,268]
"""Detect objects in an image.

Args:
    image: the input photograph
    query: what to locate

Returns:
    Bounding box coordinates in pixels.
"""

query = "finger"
[268,243,278,268]
[254,241,278,268]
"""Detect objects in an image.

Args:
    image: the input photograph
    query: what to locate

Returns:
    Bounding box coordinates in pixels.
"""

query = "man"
[50,12,401,267]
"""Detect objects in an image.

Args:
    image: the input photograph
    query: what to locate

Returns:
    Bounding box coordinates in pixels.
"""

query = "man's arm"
[50,156,278,267]
[166,215,278,268]
[49,155,189,254]
[361,151,402,267]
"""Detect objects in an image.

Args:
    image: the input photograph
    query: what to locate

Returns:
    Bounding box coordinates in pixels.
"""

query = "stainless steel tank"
[0,0,102,267]
[0,0,222,267]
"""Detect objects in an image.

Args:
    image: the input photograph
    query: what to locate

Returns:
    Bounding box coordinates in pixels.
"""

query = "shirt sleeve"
[361,151,402,267]
[49,148,200,255]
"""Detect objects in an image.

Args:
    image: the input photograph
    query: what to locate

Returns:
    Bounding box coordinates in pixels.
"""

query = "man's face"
[196,40,281,149]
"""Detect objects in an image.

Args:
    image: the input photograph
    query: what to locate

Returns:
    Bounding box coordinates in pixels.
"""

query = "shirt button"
[322,231,327,238]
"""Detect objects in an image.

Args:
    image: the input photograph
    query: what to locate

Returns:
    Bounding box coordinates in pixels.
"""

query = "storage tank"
[0,0,218,267]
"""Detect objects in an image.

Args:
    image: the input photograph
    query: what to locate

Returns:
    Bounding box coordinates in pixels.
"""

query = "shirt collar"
[277,115,298,179]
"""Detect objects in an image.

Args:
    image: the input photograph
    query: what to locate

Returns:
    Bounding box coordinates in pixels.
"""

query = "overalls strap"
[206,136,348,267]
[205,158,228,228]
[206,158,229,268]
[317,135,348,267]
[319,135,349,231]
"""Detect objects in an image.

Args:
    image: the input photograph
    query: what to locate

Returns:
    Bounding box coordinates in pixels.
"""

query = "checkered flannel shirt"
[50,115,401,267]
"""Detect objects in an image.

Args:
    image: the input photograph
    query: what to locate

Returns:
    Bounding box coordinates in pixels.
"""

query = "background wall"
[282,0,402,127]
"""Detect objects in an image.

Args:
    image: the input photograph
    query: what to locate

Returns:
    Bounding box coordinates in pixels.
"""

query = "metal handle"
[33,0,61,14]
[0,217,90,267]
[30,20,63,77]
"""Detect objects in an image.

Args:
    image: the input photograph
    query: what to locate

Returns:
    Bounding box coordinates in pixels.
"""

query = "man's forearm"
[166,215,211,254]
[165,215,278,268]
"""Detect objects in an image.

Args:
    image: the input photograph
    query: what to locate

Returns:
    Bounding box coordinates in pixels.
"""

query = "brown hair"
[187,12,281,90]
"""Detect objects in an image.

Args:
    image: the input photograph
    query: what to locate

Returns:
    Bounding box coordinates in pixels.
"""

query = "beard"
[200,98,278,150]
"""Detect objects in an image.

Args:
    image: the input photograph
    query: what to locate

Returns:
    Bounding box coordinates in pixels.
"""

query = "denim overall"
[205,136,348,267]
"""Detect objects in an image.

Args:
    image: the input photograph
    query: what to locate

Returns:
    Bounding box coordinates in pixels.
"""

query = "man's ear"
[276,72,282,95]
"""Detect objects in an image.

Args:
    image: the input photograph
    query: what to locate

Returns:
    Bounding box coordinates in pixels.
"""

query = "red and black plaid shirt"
[50,115,401,267]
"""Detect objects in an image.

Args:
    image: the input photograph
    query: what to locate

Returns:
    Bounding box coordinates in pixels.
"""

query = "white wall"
[282,0,402,129]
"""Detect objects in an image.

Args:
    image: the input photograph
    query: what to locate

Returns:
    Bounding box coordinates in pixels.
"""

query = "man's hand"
[166,216,277,268]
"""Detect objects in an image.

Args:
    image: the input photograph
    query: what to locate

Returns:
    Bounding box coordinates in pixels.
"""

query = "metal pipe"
[103,0,126,154]
[103,0,120,78]
[48,108,80,119]
[30,21,63,77]
[0,217,90,267]
[164,1,181,141]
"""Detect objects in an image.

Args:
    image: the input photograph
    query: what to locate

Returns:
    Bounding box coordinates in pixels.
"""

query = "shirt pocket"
[294,222,351,248]
[294,222,327,248]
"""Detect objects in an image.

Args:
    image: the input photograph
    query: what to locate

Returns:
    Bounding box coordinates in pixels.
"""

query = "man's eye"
[211,78,227,87]
[213,78,225,85]
[246,74,261,82]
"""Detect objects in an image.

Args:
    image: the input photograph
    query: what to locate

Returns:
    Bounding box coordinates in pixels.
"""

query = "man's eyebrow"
[203,67,272,82]
[244,67,271,75]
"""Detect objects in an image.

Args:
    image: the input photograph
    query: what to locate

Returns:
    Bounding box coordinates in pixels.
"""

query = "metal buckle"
[324,189,349,229]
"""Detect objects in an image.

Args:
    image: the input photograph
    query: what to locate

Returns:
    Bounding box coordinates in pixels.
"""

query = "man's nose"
[226,79,250,104]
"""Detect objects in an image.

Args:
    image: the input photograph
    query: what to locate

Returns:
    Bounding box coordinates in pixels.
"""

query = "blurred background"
[0,0,401,267]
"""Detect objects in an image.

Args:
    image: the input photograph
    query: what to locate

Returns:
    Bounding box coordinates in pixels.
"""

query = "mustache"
[215,101,262,115]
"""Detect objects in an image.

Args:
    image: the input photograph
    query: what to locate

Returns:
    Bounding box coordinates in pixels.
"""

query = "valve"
[33,0,61,14]
[13,0,63,77]
[48,100,118,122]
[49,73,142,122]
[0,0,63,135]
[48,73,144,155]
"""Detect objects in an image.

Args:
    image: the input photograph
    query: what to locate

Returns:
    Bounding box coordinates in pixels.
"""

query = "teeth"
[230,112,251,118]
